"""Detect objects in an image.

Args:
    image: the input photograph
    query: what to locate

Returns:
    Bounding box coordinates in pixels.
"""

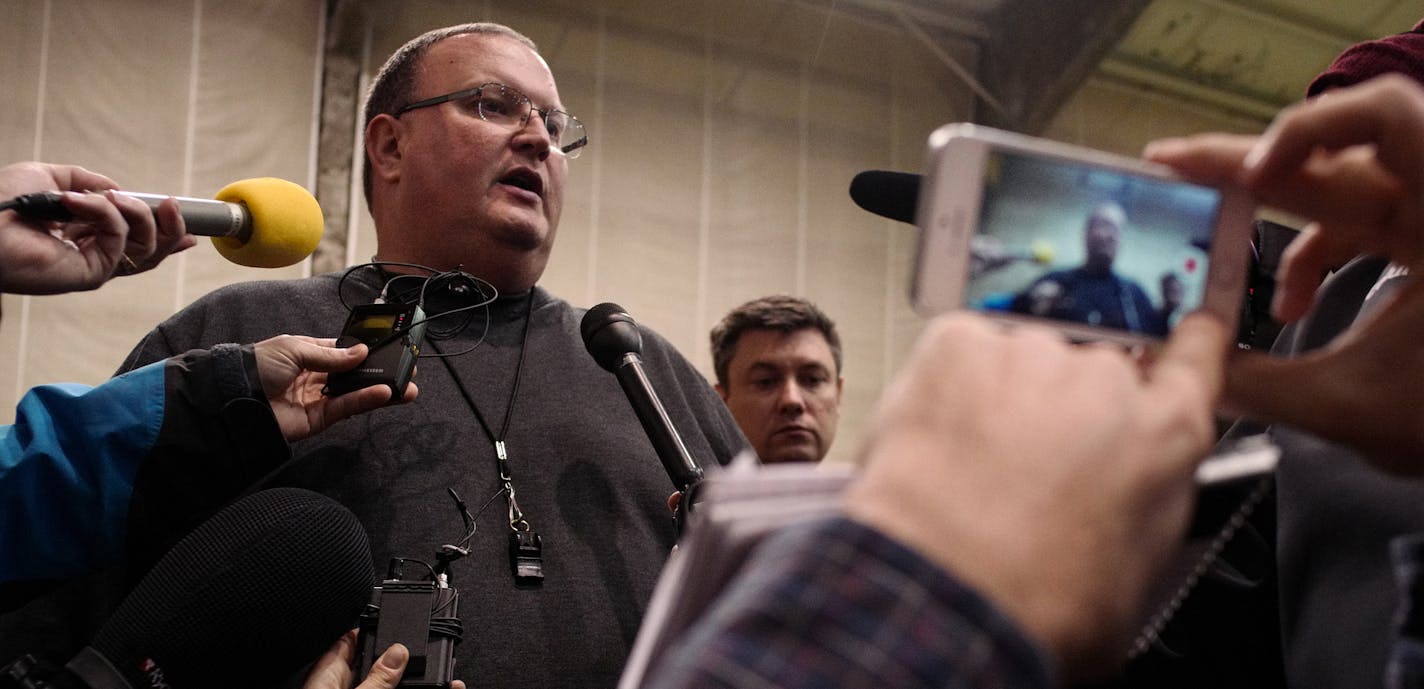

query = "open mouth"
[499,168,544,197]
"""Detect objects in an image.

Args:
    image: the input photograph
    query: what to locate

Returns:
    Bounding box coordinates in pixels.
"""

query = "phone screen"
[966,149,1224,337]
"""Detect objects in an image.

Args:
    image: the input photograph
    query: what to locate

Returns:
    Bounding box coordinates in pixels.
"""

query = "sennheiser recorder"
[325,302,427,402]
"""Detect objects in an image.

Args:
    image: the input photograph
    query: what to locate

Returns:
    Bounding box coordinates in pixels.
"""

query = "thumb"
[362,643,409,689]
[291,342,368,374]
[1152,311,1232,402]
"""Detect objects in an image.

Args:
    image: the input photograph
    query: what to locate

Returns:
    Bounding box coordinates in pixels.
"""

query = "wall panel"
[0,0,323,422]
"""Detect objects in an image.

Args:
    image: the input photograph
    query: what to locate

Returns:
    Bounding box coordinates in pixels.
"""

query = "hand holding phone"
[912,124,1254,345]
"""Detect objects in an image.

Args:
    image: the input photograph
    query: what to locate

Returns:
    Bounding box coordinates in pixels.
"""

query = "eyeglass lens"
[478,84,585,155]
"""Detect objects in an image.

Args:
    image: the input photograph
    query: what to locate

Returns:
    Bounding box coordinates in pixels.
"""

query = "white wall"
[0,0,324,413]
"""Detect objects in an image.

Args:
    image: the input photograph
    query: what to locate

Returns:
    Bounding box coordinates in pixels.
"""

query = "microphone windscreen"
[848,170,921,224]
[84,488,373,689]
[581,302,644,372]
[212,178,323,268]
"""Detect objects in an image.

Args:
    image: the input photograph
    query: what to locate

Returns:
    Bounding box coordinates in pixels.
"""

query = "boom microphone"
[581,303,704,491]
[0,178,323,268]
[1,488,375,689]
[849,170,921,224]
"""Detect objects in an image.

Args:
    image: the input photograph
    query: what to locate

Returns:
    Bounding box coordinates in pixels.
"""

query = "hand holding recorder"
[302,632,468,689]
[254,334,418,442]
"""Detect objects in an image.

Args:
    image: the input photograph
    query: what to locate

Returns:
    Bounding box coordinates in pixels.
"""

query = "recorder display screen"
[348,313,399,343]
[965,150,1224,337]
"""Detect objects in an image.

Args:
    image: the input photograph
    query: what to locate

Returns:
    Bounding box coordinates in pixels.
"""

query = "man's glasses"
[397,82,588,159]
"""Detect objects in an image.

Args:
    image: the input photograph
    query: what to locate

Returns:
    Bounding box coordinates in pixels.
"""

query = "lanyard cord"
[430,291,537,532]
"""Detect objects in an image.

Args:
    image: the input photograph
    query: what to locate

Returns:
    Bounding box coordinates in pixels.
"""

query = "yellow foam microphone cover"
[211,178,323,268]
[1029,240,1055,265]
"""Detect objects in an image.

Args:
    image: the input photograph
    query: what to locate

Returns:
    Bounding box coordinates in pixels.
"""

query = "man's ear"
[365,114,404,186]
[835,376,844,402]
[715,382,729,403]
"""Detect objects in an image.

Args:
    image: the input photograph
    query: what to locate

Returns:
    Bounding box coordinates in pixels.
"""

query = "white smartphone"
[912,123,1255,345]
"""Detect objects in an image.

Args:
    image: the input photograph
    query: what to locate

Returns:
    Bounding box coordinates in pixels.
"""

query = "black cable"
[390,558,438,582]
[0,192,68,219]
[333,261,498,358]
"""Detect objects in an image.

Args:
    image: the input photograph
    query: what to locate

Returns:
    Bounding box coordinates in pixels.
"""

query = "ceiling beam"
[976,0,1154,133]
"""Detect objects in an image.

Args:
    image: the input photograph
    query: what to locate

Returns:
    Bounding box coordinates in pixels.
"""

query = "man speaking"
[1010,201,1163,335]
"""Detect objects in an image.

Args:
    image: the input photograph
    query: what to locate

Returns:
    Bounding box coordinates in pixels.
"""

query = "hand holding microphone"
[0,161,195,294]
[0,160,324,297]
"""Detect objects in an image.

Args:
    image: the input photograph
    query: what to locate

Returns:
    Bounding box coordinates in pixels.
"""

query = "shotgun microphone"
[1,488,374,689]
[848,169,921,224]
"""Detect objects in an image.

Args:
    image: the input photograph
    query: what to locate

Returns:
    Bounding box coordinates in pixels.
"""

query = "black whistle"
[509,531,544,588]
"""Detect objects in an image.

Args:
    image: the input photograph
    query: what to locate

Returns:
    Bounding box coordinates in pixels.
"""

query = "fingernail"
[380,643,409,669]
[1143,138,1177,157]
[1242,136,1272,171]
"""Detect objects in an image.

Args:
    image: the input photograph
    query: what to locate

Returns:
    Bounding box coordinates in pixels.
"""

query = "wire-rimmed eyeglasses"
[397,81,588,159]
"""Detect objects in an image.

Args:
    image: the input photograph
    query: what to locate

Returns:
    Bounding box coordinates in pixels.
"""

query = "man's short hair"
[710,295,842,389]
[360,23,539,213]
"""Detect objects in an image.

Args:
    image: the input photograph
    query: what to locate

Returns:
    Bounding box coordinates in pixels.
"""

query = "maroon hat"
[1307,19,1424,97]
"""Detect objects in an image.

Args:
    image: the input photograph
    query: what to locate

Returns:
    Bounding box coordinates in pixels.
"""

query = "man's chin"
[488,217,552,253]
[761,444,821,464]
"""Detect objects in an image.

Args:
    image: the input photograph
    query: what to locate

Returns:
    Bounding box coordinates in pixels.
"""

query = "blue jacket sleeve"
[0,344,290,588]
[0,363,166,583]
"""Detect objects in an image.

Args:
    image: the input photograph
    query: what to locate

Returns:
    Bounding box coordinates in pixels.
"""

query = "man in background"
[710,295,842,463]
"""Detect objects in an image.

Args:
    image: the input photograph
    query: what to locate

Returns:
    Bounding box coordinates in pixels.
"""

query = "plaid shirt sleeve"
[646,516,1057,689]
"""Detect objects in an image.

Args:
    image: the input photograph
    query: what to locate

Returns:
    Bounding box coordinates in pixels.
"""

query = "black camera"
[325,302,427,403]
[356,560,462,688]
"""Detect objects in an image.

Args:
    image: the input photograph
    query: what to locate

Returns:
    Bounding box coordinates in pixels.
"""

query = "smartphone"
[912,123,1254,345]
[324,302,426,402]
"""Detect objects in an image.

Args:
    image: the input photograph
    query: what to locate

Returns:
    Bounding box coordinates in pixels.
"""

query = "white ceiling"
[1104,0,1424,121]
[825,0,1423,130]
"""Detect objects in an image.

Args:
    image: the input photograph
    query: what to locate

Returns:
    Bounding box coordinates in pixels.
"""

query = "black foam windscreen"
[581,302,644,372]
[81,488,374,689]
[848,170,921,224]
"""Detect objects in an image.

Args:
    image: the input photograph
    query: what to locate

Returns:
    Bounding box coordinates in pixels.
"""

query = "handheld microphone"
[970,236,1056,275]
[1,178,323,268]
[1,487,375,689]
[849,170,920,224]
[580,303,704,491]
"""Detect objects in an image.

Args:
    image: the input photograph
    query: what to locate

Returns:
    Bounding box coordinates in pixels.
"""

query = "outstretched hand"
[0,161,194,294]
[253,335,418,442]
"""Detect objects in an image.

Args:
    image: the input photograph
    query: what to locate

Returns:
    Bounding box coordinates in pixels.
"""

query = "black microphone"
[581,303,704,491]
[0,178,323,268]
[848,170,921,224]
[2,488,375,689]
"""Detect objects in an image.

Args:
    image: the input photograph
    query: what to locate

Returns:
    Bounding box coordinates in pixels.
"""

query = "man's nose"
[776,380,806,414]
[513,112,553,158]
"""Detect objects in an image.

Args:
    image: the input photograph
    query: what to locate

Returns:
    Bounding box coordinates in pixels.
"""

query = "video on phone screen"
[967,149,1223,336]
